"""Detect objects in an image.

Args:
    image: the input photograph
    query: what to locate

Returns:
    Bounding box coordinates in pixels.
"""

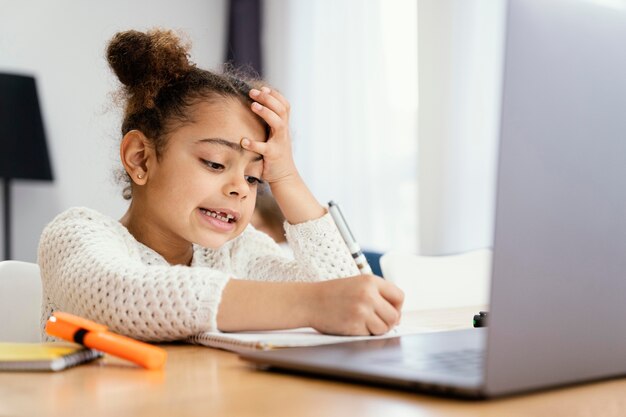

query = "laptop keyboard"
[381,348,484,377]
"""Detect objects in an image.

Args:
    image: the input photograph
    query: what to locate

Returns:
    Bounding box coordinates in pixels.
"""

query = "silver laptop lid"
[486,0,626,396]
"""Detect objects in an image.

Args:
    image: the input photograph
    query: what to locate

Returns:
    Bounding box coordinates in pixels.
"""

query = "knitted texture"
[38,207,358,342]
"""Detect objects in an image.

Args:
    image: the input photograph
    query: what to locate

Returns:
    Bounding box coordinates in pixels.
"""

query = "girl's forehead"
[186,99,266,142]
[161,101,265,155]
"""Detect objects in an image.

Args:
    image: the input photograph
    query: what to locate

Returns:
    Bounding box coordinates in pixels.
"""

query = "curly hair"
[106,28,265,199]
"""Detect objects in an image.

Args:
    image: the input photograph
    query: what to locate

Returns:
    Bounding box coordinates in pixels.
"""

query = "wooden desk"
[2,307,626,417]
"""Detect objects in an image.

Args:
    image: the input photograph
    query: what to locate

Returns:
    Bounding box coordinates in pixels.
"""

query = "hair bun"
[107,29,193,107]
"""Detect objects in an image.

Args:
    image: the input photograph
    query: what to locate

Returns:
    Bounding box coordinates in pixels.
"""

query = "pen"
[328,200,374,275]
[45,311,167,370]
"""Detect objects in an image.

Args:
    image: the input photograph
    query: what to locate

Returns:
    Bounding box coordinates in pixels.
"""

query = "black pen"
[328,201,373,275]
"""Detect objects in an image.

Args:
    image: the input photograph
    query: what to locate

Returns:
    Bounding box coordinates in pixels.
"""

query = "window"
[264,0,419,253]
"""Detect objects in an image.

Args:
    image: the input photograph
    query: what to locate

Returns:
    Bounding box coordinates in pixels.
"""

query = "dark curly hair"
[106,28,266,199]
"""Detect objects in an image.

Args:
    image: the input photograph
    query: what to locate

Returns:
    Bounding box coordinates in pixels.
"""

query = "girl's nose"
[223,175,249,198]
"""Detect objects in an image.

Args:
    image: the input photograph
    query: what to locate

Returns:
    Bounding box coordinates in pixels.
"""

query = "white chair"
[380,249,492,311]
[0,260,42,342]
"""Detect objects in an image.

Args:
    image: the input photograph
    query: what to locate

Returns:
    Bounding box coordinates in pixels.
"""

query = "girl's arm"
[217,275,404,336]
[231,216,359,282]
[38,208,230,342]
[222,226,404,335]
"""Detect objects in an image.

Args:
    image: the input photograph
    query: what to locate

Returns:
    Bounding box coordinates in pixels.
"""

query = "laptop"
[239,0,626,398]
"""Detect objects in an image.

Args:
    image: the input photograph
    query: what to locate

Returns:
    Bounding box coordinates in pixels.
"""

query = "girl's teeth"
[202,209,232,222]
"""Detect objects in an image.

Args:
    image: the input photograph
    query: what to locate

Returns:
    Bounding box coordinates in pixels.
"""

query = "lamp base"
[2,177,10,260]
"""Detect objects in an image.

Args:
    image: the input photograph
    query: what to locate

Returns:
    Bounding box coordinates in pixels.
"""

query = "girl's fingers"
[378,281,405,311]
[267,87,291,111]
[251,102,285,132]
[241,137,269,156]
[249,87,290,118]
[366,314,390,336]
[375,297,401,329]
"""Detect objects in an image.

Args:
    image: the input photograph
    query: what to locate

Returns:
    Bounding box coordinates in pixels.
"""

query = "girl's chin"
[191,210,249,249]
[193,236,231,250]
[193,228,245,250]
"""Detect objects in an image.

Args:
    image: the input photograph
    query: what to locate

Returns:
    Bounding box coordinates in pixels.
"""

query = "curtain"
[226,0,263,76]
[417,0,506,255]
[263,0,419,253]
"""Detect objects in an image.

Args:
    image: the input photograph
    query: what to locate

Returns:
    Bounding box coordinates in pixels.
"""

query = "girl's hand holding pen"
[308,275,405,337]
[242,87,297,185]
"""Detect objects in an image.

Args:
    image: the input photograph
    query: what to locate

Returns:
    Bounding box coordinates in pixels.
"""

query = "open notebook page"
[188,324,434,352]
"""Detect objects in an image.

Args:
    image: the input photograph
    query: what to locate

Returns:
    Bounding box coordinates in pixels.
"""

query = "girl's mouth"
[198,208,238,233]
[199,208,236,223]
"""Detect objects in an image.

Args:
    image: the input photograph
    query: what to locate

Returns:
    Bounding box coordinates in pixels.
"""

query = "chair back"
[362,250,383,277]
[0,261,42,342]
[380,249,491,311]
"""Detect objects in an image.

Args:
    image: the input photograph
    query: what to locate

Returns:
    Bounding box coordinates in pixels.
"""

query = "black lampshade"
[0,73,53,260]
[0,73,53,180]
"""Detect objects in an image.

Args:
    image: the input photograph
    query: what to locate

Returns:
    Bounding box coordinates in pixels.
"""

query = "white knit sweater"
[38,207,359,342]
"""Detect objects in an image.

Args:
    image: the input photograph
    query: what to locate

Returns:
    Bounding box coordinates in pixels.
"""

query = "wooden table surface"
[2,306,626,417]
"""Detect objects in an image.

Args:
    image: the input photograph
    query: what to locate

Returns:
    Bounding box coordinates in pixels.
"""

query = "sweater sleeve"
[230,213,360,282]
[38,208,230,342]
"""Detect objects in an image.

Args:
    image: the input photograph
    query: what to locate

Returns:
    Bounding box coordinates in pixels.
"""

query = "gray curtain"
[226,0,263,77]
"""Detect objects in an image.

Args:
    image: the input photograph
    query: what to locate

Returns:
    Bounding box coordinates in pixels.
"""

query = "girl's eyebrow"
[196,137,263,161]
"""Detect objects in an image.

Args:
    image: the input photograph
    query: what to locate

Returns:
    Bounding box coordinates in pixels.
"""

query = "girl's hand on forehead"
[242,87,298,185]
[244,86,325,223]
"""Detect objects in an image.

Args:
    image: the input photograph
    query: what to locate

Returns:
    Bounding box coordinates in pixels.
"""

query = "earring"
[137,173,144,179]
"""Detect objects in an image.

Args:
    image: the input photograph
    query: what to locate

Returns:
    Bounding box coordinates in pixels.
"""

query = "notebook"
[189,325,430,352]
[0,343,103,372]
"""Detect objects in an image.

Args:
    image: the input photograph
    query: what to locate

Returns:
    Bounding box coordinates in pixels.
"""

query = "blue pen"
[328,201,373,275]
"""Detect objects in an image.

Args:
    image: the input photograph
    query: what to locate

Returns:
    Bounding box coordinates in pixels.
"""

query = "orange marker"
[45,311,167,370]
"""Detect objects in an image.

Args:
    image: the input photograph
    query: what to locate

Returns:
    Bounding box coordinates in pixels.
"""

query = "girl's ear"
[120,130,155,184]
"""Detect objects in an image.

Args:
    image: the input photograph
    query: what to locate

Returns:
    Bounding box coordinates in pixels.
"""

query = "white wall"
[0,0,227,261]
[417,0,506,255]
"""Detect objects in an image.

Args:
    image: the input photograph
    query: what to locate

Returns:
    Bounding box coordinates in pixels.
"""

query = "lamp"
[0,73,53,260]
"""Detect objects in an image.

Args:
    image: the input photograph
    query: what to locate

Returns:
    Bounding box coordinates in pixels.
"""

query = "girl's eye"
[202,160,224,170]
[245,175,263,185]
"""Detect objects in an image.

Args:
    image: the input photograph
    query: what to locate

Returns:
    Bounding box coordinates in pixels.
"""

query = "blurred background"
[0,0,505,262]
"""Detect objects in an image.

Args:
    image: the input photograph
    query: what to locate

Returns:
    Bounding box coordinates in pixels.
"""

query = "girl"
[38,29,404,342]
